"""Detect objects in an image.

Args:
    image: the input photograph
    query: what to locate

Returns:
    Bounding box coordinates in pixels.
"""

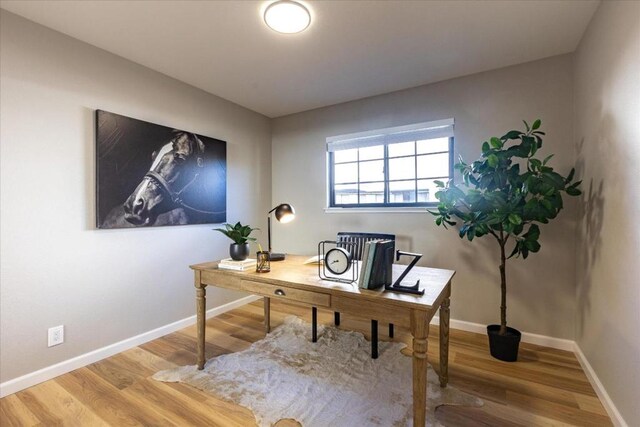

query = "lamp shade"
[274,203,295,223]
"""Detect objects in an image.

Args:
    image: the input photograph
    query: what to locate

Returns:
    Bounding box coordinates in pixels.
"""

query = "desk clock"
[317,240,359,284]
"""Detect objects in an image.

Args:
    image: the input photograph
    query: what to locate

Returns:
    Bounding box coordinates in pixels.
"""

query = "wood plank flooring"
[1,299,612,426]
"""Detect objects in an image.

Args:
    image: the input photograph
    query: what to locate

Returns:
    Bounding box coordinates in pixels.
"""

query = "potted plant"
[214,222,259,261]
[430,120,581,361]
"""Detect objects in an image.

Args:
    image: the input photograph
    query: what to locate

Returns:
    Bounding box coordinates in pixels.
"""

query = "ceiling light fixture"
[263,0,311,34]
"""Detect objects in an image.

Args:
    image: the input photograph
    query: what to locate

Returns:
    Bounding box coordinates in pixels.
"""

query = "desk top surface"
[191,255,454,310]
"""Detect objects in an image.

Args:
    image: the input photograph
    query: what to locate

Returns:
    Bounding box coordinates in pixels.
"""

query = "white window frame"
[326,118,454,210]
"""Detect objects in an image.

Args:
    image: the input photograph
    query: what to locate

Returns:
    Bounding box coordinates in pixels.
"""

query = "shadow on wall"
[575,137,605,338]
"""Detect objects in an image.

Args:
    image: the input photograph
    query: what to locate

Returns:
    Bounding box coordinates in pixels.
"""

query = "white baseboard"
[429,316,575,351]
[428,316,627,425]
[573,343,628,427]
[0,295,261,398]
[1,297,627,427]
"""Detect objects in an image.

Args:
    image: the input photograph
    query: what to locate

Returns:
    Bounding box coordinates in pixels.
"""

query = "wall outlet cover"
[48,325,64,347]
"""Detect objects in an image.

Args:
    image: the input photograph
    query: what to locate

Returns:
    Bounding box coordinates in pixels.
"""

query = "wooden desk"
[191,255,453,426]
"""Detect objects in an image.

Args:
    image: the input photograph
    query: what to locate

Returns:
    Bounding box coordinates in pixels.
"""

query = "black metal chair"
[311,232,395,359]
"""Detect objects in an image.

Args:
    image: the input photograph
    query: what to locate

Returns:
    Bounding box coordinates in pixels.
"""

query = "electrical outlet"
[48,325,64,347]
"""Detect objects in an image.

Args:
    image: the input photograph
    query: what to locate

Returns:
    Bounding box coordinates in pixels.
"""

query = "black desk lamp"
[267,203,295,261]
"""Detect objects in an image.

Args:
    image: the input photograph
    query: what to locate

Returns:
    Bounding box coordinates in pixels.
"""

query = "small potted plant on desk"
[430,120,581,362]
[214,222,259,261]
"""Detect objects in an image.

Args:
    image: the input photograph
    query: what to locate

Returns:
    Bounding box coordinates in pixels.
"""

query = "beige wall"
[0,11,270,383]
[272,55,578,339]
[574,2,640,425]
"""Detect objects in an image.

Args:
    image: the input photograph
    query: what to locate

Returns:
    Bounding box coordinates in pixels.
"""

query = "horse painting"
[96,111,226,229]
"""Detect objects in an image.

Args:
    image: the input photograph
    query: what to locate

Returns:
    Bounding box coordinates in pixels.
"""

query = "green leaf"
[525,240,541,252]
[508,243,520,259]
[508,214,522,225]
[534,134,543,149]
[490,137,502,149]
[501,130,523,140]
[523,120,530,132]
[542,171,567,189]
[543,154,554,165]
[532,119,541,130]
[566,187,581,196]
[525,224,540,240]
[467,227,475,241]
[487,154,499,168]
[529,158,542,171]
[566,168,575,183]
[482,141,490,153]
[434,180,445,187]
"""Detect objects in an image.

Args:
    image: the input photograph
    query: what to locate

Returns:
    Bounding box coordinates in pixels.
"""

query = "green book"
[362,241,378,289]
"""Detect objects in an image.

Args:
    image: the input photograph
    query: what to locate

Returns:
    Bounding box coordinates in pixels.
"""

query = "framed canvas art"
[96,110,226,229]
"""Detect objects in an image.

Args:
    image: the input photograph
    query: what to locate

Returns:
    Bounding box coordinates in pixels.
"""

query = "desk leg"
[411,309,429,426]
[439,296,450,387]
[264,297,271,333]
[195,281,207,370]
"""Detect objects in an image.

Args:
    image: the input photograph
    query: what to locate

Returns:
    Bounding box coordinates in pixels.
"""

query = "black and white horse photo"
[96,110,226,229]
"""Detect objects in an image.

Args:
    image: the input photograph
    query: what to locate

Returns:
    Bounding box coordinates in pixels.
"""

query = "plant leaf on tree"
[214,222,259,245]
[429,120,581,335]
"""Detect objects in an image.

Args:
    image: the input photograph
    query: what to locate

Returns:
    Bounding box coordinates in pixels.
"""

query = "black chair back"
[337,232,395,261]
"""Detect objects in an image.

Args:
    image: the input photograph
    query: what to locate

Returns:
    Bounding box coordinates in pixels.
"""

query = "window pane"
[334,148,358,163]
[389,157,416,181]
[417,137,449,154]
[359,145,384,161]
[335,184,358,205]
[359,182,384,204]
[388,141,415,157]
[417,152,449,178]
[418,179,442,203]
[334,162,358,184]
[359,160,384,182]
[389,180,416,203]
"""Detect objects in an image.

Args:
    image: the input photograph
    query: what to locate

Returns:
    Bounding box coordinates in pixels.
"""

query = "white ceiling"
[0,0,599,118]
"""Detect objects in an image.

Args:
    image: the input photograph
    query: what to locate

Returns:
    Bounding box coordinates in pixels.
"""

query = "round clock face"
[325,247,352,275]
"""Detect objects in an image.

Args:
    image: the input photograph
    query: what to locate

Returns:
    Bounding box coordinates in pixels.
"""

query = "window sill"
[324,207,431,214]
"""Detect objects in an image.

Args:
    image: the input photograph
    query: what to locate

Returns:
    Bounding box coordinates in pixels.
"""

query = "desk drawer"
[332,296,411,328]
[241,280,331,307]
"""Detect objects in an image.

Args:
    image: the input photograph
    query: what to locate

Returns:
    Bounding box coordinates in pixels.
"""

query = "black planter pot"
[487,325,522,362]
[229,243,250,261]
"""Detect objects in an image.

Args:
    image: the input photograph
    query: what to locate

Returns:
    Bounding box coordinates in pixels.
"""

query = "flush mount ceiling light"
[264,0,311,34]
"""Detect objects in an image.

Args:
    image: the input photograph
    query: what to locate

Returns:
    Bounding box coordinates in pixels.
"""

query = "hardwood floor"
[1,299,612,426]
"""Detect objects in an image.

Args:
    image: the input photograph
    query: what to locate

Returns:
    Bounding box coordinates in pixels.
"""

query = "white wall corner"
[431,316,626,425]
[0,295,261,398]
[573,343,629,427]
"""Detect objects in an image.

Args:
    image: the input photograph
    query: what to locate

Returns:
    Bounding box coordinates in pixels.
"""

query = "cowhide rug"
[153,316,482,426]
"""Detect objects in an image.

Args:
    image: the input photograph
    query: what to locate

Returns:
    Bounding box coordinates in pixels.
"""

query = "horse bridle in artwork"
[143,137,223,215]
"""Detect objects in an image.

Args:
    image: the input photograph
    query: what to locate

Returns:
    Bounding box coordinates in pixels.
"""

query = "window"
[327,119,454,208]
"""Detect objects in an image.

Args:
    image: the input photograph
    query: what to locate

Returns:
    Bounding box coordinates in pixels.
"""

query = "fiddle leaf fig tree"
[430,120,581,336]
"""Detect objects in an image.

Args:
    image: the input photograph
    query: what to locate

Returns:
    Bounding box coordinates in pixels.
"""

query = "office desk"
[191,255,453,426]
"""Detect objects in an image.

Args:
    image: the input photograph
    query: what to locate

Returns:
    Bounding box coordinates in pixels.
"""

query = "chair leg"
[389,323,394,338]
[312,307,318,343]
[371,319,379,359]
[334,312,341,326]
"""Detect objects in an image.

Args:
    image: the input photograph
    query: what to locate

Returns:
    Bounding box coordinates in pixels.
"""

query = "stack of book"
[218,258,256,271]
[358,240,394,289]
